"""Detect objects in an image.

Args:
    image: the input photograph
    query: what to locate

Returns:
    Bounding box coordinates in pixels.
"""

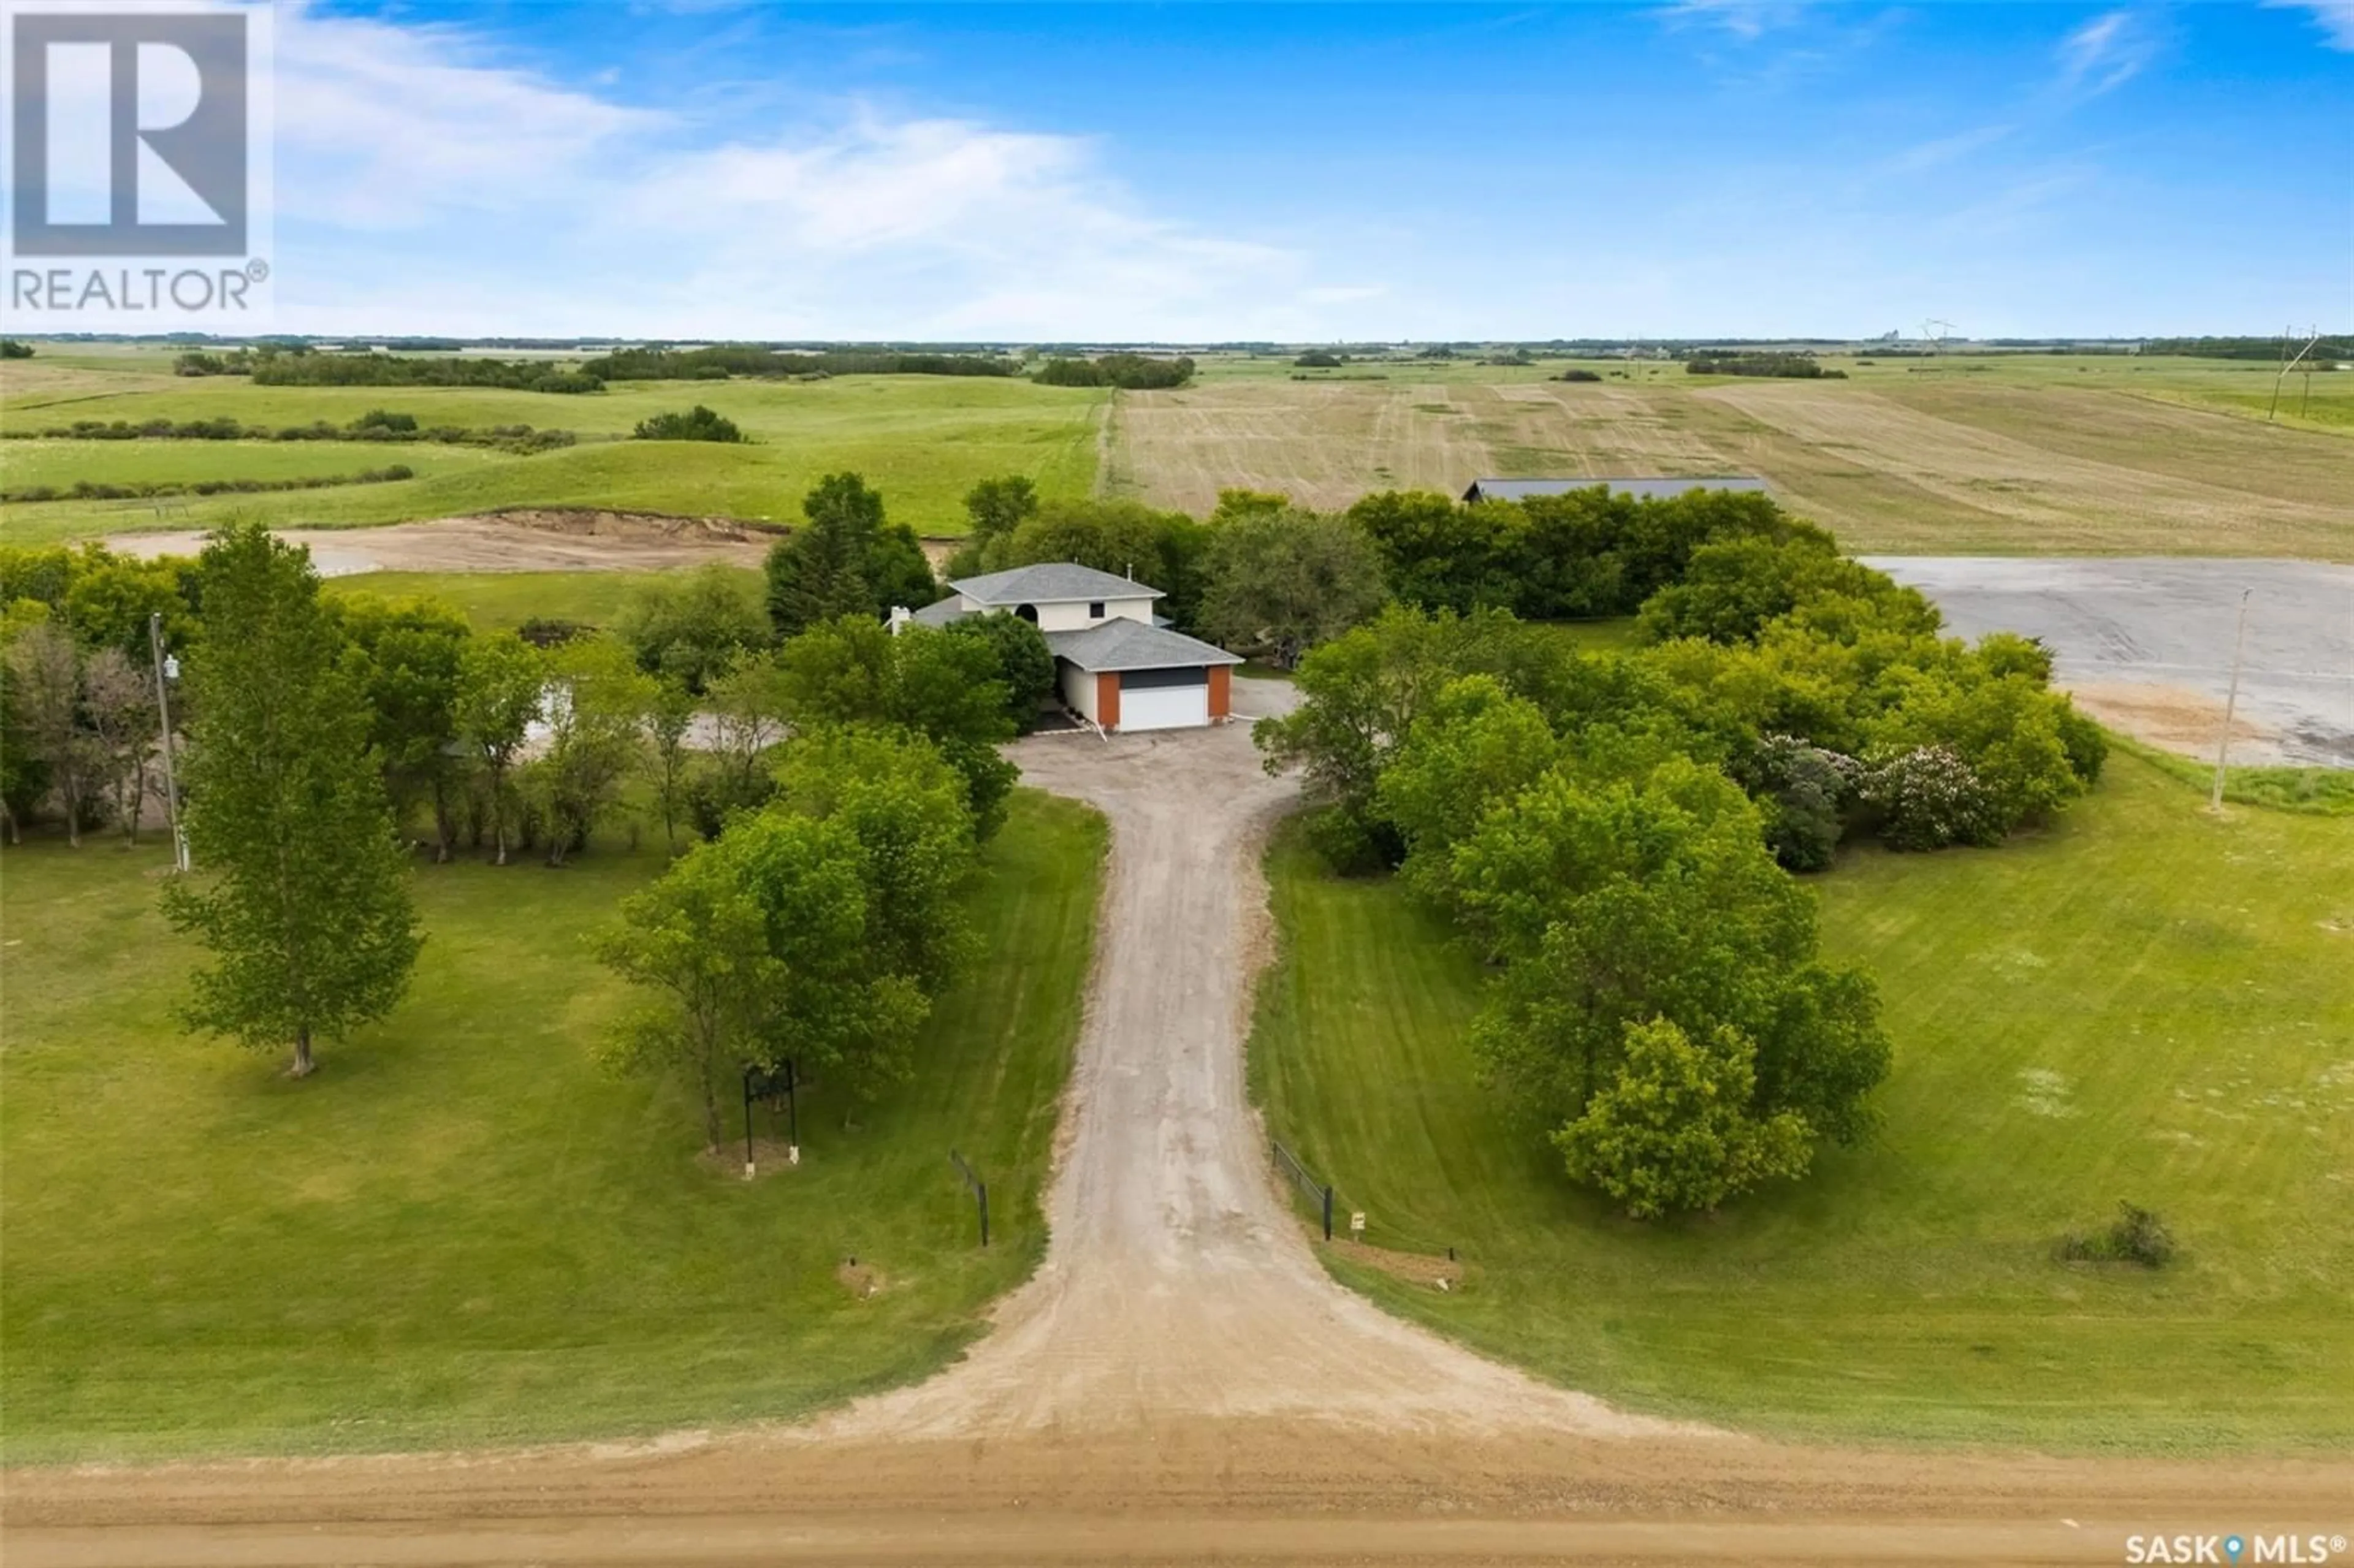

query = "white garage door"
[1117,669,1209,731]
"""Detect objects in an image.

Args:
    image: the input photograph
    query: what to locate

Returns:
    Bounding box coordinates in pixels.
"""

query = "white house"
[902,562,1242,733]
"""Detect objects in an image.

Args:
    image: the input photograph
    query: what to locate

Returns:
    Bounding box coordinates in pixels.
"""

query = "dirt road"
[7,704,2345,1564]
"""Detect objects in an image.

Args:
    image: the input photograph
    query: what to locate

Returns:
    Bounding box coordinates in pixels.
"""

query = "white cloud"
[2261,1,2354,49]
[1881,123,2016,176]
[261,1,1338,338]
[2057,10,2155,96]
[1656,0,1810,40]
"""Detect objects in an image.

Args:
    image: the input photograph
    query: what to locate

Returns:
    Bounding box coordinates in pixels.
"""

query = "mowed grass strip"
[326,568,764,634]
[1,374,1107,546]
[0,790,1105,1463]
[1249,752,2354,1452]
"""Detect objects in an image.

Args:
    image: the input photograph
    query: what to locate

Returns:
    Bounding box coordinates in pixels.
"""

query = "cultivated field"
[0,793,1104,1461]
[1111,354,2354,558]
[6,349,2347,561]
[1250,752,2354,1451]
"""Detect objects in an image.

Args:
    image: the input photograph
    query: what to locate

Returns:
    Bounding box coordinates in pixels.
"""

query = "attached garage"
[1045,618,1241,736]
[1114,666,1210,731]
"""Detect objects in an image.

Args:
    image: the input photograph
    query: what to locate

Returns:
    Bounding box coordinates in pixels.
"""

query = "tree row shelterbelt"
[164,343,1200,389]
[1254,484,2111,1220]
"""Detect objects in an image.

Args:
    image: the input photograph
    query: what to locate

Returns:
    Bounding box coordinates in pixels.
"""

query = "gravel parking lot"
[1865,557,2354,768]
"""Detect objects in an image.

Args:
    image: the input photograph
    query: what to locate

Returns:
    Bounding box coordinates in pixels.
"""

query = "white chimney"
[887,606,913,634]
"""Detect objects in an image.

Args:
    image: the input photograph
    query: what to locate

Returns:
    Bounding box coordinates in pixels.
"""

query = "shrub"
[516,617,595,647]
[0,339,33,359]
[2059,1203,2176,1268]
[1742,733,1851,871]
[1294,350,1344,368]
[354,408,419,433]
[1858,744,2000,850]
[632,405,746,443]
[1556,368,1601,382]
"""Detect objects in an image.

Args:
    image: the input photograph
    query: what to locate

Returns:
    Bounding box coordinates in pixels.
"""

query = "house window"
[1087,601,1105,618]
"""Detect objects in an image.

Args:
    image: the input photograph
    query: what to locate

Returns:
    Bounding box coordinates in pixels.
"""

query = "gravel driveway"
[807,715,1691,1442]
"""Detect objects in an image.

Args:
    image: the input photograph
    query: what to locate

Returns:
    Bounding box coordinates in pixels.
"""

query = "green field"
[0,438,512,491]
[326,568,763,633]
[1249,752,2354,1453]
[0,790,1105,1463]
[1,371,1107,545]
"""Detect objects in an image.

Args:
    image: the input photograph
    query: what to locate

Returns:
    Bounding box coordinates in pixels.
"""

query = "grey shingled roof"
[950,563,1164,606]
[908,596,970,628]
[1046,618,1241,673]
[1461,476,1770,503]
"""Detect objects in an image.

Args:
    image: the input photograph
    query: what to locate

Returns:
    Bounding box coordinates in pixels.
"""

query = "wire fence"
[949,1148,989,1247]
[1271,1139,1335,1241]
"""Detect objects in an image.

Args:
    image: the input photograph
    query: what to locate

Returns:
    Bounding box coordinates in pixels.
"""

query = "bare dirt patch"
[1325,1236,1467,1290]
[2068,683,2264,757]
[104,509,780,576]
[835,1259,886,1300]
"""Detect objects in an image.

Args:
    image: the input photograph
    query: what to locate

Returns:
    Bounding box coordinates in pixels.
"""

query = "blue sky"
[269,1,2352,339]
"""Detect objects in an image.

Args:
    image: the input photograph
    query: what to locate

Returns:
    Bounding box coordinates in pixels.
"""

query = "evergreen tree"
[765,473,888,636]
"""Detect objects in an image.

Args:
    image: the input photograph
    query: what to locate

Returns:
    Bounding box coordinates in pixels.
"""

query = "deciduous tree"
[528,636,655,866]
[4,618,93,845]
[596,835,780,1148]
[340,596,471,859]
[772,725,979,991]
[81,646,158,844]
[160,523,422,1078]
[455,631,545,866]
[617,564,767,693]
[1195,504,1387,668]
[1555,1018,1813,1219]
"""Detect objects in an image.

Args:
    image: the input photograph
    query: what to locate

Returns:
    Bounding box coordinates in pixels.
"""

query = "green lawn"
[0,790,1105,1463]
[326,568,763,634]
[1249,752,2354,1453]
[1,375,1107,544]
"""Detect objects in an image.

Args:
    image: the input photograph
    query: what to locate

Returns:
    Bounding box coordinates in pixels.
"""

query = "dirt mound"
[459,507,781,543]
[105,512,783,576]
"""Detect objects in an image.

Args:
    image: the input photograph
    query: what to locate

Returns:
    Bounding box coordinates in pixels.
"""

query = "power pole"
[2268,326,2321,424]
[2209,589,2250,813]
[148,611,189,872]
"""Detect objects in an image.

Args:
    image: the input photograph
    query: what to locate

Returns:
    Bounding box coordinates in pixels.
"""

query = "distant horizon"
[18,332,2349,351]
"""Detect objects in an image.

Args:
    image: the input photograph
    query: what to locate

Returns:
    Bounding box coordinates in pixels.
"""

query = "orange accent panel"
[1208,666,1232,720]
[1097,671,1121,731]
